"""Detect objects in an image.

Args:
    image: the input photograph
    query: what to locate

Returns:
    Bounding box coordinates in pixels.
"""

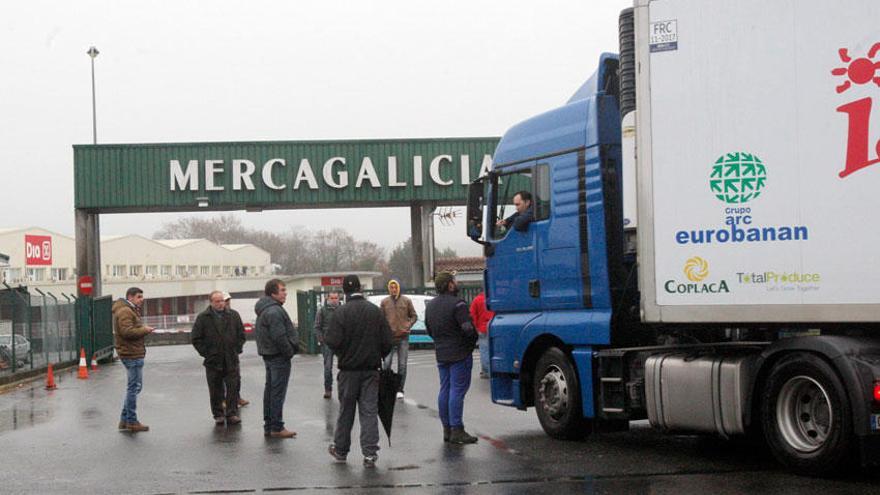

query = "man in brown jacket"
[380,278,417,399]
[113,287,154,432]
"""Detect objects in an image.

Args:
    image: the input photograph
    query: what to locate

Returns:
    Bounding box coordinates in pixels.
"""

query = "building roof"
[0,227,75,240]
[435,257,485,274]
[155,239,206,248]
[221,244,250,251]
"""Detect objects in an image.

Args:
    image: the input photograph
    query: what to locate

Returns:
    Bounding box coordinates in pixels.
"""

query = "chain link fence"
[0,284,78,380]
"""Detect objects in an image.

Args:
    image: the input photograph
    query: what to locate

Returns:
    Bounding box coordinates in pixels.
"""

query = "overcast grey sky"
[1,0,631,256]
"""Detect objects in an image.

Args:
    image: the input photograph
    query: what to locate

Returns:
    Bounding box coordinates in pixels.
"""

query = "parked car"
[367,294,434,346]
[0,334,30,364]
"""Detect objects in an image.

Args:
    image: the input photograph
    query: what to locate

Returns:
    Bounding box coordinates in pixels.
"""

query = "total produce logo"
[674,152,810,246]
[664,257,730,294]
[736,270,822,293]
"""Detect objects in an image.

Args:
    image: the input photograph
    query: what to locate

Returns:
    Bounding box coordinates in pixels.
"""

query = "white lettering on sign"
[479,154,493,177]
[430,155,453,186]
[413,156,423,187]
[205,160,224,191]
[168,153,494,192]
[170,159,199,191]
[232,159,256,190]
[293,159,319,190]
[355,157,381,188]
[387,156,405,187]
[324,157,348,189]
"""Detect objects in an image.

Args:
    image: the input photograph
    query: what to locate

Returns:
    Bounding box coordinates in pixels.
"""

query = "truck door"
[535,154,586,310]
[485,164,541,313]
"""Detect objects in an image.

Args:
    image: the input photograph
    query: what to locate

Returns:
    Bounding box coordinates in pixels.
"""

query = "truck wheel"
[761,353,853,475]
[533,347,591,439]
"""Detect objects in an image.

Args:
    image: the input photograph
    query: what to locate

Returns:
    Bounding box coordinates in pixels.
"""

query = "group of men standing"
[110,270,487,468]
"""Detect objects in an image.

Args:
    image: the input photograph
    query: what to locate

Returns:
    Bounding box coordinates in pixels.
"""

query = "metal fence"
[0,284,78,379]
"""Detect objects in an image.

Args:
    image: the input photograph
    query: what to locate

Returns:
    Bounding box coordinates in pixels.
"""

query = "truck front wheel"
[533,347,591,440]
[761,352,854,475]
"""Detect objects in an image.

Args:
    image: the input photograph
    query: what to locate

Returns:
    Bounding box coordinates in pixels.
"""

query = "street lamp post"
[87,46,99,144]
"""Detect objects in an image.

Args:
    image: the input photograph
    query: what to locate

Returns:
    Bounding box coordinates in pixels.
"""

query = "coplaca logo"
[709,152,767,204]
[684,256,709,282]
[664,257,730,295]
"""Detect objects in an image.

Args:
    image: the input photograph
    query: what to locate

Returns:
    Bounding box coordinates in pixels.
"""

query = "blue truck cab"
[466,54,628,438]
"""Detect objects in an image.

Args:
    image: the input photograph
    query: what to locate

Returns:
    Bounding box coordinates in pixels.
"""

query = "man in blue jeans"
[255,279,299,439]
[314,290,341,399]
[112,287,154,433]
[425,272,479,444]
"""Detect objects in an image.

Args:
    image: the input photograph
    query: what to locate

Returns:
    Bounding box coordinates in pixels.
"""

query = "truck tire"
[533,347,591,440]
[760,352,854,475]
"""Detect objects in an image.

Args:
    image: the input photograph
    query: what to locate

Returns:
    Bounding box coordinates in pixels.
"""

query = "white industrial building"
[0,227,272,322]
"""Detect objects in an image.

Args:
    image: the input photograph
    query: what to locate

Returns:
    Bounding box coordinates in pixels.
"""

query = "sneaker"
[118,421,127,430]
[363,455,378,468]
[238,398,250,407]
[226,416,242,425]
[127,422,150,432]
[269,429,297,439]
[443,427,451,442]
[328,444,347,462]
[396,392,404,400]
[214,416,226,426]
[323,390,332,399]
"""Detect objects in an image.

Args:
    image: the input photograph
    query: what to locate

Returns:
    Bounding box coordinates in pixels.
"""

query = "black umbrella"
[378,368,401,445]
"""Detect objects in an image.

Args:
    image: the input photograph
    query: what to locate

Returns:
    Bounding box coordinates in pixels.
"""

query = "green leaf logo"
[709,152,767,204]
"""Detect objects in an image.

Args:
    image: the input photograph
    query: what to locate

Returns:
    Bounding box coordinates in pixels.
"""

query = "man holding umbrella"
[324,275,393,468]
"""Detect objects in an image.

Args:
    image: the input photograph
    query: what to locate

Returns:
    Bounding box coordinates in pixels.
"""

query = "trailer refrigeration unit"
[466,0,880,474]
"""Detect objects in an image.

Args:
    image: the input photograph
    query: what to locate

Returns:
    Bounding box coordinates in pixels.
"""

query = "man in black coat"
[191,290,246,426]
[425,271,479,444]
[324,274,393,468]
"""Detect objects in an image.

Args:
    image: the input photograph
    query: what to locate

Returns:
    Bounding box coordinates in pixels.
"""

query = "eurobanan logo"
[665,257,730,294]
[674,152,810,245]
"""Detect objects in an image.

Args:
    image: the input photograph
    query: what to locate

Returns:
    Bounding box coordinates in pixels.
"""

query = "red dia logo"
[834,42,880,178]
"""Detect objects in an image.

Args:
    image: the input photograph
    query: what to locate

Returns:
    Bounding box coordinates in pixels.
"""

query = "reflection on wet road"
[0,346,877,494]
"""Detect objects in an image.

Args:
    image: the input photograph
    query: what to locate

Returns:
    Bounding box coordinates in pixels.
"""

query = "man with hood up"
[380,278,417,399]
[112,287,154,433]
[254,279,299,439]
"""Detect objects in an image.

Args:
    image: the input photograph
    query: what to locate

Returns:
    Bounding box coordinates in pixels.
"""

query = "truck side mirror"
[466,178,487,244]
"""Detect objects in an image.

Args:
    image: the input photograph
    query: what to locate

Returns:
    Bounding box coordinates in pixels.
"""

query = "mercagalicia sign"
[74,138,499,212]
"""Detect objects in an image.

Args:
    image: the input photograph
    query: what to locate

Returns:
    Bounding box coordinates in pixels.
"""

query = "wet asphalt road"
[0,345,878,494]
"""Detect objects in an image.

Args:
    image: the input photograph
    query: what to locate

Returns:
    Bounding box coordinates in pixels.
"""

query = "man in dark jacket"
[324,275,393,468]
[191,290,246,426]
[495,190,534,233]
[254,279,299,439]
[425,271,479,444]
[314,290,341,399]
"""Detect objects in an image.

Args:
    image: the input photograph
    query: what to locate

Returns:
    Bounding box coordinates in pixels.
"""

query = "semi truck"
[465,0,880,474]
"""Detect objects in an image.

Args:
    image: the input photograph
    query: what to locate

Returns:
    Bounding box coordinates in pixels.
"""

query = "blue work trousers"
[437,355,473,428]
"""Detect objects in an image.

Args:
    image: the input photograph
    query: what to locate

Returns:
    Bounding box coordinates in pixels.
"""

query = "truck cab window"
[534,163,551,221]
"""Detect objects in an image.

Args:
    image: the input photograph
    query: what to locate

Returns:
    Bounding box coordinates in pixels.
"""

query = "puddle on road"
[0,404,53,432]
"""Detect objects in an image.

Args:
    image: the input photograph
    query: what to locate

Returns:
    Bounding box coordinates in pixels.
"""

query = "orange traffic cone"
[91,354,99,371]
[77,348,89,379]
[45,363,57,390]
